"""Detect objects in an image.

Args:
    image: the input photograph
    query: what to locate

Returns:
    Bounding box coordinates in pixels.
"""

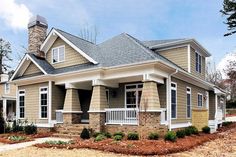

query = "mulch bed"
[0,132,53,144]
[35,124,236,156]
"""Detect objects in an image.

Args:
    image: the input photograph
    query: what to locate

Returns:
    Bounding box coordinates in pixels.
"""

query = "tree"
[0,38,12,74]
[224,60,236,101]
[79,25,98,44]
[206,60,223,86]
[220,0,236,36]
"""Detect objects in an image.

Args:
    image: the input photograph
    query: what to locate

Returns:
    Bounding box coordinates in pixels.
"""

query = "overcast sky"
[0,0,235,71]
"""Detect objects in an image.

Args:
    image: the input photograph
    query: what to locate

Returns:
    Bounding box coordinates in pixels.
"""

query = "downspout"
[167,69,178,131]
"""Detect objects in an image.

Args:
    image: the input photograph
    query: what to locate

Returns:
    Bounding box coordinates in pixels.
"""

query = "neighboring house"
[10,15,226,135]
[0,74,16,121]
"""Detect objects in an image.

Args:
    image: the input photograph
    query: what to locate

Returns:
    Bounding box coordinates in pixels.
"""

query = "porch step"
[54,124,90,138]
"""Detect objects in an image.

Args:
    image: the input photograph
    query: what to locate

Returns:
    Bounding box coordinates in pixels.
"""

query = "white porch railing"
[105,108,139,125]
[55,110,63,123]
[216,109,223,121]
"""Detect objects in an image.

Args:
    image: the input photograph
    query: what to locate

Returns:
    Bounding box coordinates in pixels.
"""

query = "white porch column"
[3,98,7,120]
[215,95,218,119]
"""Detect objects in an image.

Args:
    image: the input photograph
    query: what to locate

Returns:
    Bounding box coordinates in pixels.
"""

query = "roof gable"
[40,28,98,64]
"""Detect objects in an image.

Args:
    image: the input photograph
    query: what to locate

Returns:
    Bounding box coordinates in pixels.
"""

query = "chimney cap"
[28,15,48,28]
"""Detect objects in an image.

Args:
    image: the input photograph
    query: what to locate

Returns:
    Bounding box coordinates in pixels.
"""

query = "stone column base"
[89,112,105,132]
[63,113,82,124]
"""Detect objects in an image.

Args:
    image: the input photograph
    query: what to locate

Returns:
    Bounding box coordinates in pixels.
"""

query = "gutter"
[167,69,178,131]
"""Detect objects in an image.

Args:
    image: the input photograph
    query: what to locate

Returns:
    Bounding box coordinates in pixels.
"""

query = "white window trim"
[51,45,65,64]
[124,83,143,109]
[18,90,25,119]
[5,83,10,94]
[186,87,191,119]
[171,82,177,119]
[39,86,48,119]
[195,51,202,73]
[197,93,203,108]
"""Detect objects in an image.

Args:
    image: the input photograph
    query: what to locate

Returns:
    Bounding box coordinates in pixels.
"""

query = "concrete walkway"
[0,137,71,153]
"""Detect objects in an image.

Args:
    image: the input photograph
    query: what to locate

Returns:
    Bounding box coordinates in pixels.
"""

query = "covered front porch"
[0,97,16,121]
[53,73,168,133]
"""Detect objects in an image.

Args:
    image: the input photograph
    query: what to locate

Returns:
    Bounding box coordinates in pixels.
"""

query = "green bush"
[127,132,139,140]
[92,132,101,138]
[103,132,112,138]
[148,132,159,140]
[113,132,125,138]
[80,128,90,139]
[222,121,233,126]
[113,135,123,141]
[0,111,6,134]
[12,120,24,132]
[184,127,192,136]
[164,131,177,142]
[188,126,199,135]
[202,126,211,134]
[8,135,26,141]
[94,134,106,142]
[24,124,37,135]
[176,130,186,138]
[45,140,72,145]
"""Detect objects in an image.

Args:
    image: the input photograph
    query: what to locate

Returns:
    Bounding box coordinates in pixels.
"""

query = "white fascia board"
[171,122,192,129]
[27,54,47,75]
[40,29,98,64]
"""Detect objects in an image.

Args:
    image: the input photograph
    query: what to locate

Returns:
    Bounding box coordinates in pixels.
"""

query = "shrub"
[176,130,185,138]
[202,126,211,134]
[8,136,26,141]
[0,111,6,134]
[148,132,159,140]
[222,121,233,126]
[45,140,72,145]
[113,132,125,138]
[113,135,123,141]
[94,134,106,142]
[127,132,139,140]
[92,132,101,138]
[164,131,177,142]
[188,126,199,135]
[184,127,192,136]
[12,120,24,132]
[24,124,37,135]
[5,123,11,133]
[80,128,90,139]
[103,132,112,138]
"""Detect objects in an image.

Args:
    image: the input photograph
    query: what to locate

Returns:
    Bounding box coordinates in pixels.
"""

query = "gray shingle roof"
[142,39,187,48]
[22,29,187,77]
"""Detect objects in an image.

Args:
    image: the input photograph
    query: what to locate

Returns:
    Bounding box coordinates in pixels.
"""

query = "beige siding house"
[10,15,226,135]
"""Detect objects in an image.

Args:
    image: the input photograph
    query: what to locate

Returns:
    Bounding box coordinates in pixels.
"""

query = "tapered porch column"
[89,83,108,132]
[63,84,82,124]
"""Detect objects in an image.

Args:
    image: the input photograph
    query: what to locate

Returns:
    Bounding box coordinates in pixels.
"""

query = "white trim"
[2,98,7,120]
[39,86,48,119]
[18,89,25,119]
[35,123,54,128]
[197,93,203,107]
[171,81,177,119]
[187,44,191,73]
[27,54,47,75]
[186,87,192,119]
[124,83,143,109]
[51,45,65,64]
[195,51,202,74]
[171,122,192,129]
[48,81,52,124]
[4,83,10,94]
[40,29,98,64]
[206,91,209,109]
[88,110,106,113]
[81,119,89,123]
[62,111,82,113]
[139,109,166,112]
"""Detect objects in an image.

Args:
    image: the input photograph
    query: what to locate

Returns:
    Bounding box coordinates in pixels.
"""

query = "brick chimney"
[28,15,48,57]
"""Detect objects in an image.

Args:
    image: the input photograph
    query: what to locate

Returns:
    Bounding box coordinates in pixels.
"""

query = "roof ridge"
[123,33,157,59]
[54,28,95,45]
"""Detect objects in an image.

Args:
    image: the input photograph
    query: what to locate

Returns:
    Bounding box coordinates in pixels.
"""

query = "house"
[0,74,16,121]
[10,15,226,136]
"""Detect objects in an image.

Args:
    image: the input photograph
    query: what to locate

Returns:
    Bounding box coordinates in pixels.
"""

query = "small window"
[5,83,10,94]
[197,94,203,107]
[186,87,191,118]
[52,46,65,63]
[40,87,48,118]
[171,82,177,119]
[19,90,25,119]
[195,52,202,73]
[106,89,109,105]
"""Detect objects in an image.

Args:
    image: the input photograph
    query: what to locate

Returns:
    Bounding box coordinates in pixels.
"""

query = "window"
[125,83,143,108]
[186,87,191,118]
[106,89,109,105]
[19,90,25,119]
[52,46,65,63]
[171,82,177,119]
[40,87,48,118]
[195,52,202,73]
[5,83,10,94]
[197,93,203,107]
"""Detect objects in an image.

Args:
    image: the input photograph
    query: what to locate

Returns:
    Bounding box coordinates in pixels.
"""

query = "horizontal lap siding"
[23,62,42,76]
[18,82,48,124]
[0,83,16,97]
[158,47,188,71]
[190,47,206,80]
[171,77,207,124]
[46,37,89,69]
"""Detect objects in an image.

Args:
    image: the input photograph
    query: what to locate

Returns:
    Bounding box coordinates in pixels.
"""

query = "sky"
[0,0,235,73]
